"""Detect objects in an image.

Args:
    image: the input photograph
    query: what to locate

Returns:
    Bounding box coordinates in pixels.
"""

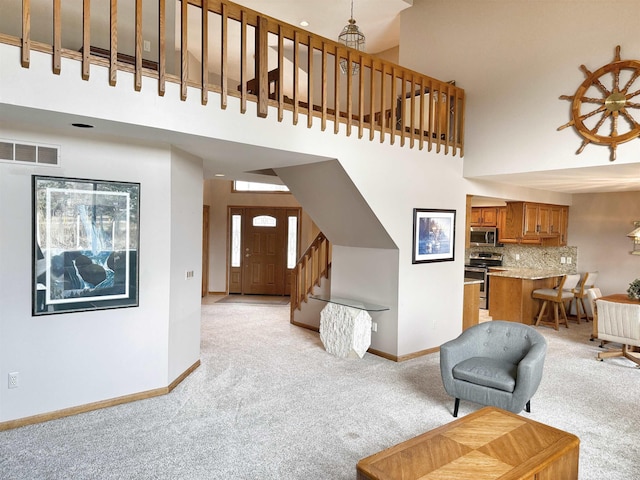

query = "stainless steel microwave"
[469,227,498,247]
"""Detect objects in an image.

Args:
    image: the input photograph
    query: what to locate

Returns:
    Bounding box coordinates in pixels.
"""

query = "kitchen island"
[463,278,483,330]
[488,269,565,324]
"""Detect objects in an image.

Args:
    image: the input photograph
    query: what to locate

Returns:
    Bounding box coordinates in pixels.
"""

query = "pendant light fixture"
[338,0,365,75]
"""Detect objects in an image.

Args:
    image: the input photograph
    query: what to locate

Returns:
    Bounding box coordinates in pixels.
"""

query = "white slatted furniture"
[595,296,640,367]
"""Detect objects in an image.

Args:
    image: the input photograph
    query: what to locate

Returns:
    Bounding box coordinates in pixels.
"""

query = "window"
[231,214,241,267]
[252,215,277,227]
[233,181,289,193]
[287,216,298,269]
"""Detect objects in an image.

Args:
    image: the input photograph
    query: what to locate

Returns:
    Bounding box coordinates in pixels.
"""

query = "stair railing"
[290,232,331,318]
[2,0,465,156]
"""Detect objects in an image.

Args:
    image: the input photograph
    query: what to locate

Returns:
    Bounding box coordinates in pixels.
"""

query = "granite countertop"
[464,278,484,285]
[487,268,566,280]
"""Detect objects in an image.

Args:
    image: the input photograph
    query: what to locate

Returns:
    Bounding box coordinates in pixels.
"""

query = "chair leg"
[579,297,590,321]
[572,297,589,325]
[559,301,569,328]
[535,301,548,326]
[623,345,640,367]
[566,298,576,323]
[552,302,560,330]
[525,400,531,413]
[568,298,580,324]
[453,398,460,417]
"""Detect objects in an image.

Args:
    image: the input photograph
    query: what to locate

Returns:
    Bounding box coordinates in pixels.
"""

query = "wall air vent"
[0,139,60,166]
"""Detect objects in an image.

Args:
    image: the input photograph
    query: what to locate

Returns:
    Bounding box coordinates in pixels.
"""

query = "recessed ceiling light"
[71,123,94,128]
[300,20,309,27]
[214,173,225,177]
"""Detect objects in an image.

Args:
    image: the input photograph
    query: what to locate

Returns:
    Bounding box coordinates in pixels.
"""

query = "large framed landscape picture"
[412,208,456,264]
[32,175,140,315]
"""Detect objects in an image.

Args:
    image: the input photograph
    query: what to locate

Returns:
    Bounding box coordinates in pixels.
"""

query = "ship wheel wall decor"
[558,45,640,161]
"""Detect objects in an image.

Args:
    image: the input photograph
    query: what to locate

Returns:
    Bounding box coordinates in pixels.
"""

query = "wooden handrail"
[290,232,331,319]
[5,0,465,156]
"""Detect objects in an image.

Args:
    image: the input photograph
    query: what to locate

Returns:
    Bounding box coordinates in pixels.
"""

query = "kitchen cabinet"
[496,207,516,244]
[470,207,497,227]
[463,280,481,330]
[502,202,569,246]
[554,206,569,245]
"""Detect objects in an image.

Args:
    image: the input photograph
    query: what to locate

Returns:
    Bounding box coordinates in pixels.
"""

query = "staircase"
[290,232,331,324]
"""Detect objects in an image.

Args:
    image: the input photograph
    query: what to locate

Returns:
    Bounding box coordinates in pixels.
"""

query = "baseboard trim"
[168,359,201,392]
[367,348,399,361]
[366,346,440,362]
[397,346,440,362]
[0,359,201,432]
[290,320,320,332]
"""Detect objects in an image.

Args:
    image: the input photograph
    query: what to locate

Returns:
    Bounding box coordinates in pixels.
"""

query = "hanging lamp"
[338,0,365,75]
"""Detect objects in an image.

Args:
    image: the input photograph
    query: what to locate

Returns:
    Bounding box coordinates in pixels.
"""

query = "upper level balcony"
[0,0,465,157]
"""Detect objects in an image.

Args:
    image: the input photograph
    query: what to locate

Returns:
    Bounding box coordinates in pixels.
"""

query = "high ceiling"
[471,164,640,196]
[232,0,413,54]
[3,0,640,194]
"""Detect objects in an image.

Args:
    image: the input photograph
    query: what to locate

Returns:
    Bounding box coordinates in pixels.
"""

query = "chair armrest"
[512,342,547,403]
[440,331,483,371]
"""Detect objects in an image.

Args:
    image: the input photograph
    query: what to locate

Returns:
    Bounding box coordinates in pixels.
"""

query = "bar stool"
[572,272,598,323]
[533,274,581,330]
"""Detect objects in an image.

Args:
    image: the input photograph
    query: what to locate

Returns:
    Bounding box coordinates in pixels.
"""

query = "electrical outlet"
[8,372,18,389]
[561,257,566,264]
[371,321,377,332]
[143,40,151,52]
[567,257,572,264]
[515,254,520,261]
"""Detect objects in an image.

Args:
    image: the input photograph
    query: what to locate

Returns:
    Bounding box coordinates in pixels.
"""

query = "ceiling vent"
[0,140,60,166]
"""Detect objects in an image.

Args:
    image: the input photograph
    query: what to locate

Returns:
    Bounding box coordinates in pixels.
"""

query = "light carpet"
[0,304,639,479]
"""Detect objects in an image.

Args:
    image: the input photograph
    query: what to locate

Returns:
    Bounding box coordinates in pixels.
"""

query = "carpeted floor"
[0,304,638,479]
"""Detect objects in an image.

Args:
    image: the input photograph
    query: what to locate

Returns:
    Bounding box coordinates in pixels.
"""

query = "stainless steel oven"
[464,265,489,309]
[464,253,503,310]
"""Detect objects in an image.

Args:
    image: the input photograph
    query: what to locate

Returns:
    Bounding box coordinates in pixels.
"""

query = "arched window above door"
[252,215,277,227]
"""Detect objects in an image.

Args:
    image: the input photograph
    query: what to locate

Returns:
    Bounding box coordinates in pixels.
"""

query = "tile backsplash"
[467,245,578,273]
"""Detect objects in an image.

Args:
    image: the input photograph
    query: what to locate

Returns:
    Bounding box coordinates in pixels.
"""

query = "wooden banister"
[290,232,331,321]
[4,0,465,156]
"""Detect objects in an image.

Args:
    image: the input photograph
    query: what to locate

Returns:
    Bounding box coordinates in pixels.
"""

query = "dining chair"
[533,274,581,330]
[595,299,640,367]
[572,272,599,323]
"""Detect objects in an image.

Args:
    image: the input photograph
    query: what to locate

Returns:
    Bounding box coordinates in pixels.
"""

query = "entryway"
[228,207,300,296]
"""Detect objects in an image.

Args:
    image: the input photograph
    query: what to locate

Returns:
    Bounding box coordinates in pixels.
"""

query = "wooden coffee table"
[357,407,579,480]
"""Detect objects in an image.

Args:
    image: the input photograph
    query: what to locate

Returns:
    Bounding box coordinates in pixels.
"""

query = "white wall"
[168,147,203,381]
[569,191,640,296]
[1,34,470,370]
[321,138,467,357]
[0,127,177,422]
[401,0,640,179]
[330,246,399,354]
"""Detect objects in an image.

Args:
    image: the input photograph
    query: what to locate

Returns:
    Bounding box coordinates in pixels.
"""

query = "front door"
[228,206,300,295]
[242,208,286,294]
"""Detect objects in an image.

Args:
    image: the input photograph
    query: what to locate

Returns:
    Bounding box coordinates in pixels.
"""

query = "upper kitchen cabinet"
[470,207,498,227]
[496,207,515,244]
[503,202,569,246]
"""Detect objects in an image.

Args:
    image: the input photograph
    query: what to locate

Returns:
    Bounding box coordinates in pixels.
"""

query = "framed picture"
[32,175,140,315]
[412,208,456,264]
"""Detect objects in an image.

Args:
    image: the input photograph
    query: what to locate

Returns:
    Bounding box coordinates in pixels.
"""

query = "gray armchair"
[440,321,547,417]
